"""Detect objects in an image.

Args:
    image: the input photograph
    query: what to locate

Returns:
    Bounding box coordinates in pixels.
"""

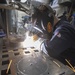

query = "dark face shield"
[31,6,54,39]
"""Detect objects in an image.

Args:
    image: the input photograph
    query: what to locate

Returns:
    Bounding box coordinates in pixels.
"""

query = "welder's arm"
[42,28,72,59]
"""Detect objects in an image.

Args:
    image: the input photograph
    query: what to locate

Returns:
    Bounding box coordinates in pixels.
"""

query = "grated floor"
[0,41,41,75]
[0,40,75,75]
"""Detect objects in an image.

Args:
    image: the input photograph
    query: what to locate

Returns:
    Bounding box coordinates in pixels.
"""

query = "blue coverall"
[45,20,75,64]
[32,7,75,64]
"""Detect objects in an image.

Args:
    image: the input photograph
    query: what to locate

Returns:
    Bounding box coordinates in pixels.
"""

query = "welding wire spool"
[65,59,75,70]
[6,60,12,74]
[53,60,61,67]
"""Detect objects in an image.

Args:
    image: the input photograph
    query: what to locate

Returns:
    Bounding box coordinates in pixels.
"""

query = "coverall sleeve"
[45,26,72,58]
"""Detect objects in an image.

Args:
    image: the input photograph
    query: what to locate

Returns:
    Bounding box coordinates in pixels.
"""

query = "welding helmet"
[31,1,54,35]
[31,0,55,39]
[31,8,54,40]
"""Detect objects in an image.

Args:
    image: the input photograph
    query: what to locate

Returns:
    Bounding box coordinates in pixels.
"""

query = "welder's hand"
[32,34,38,41]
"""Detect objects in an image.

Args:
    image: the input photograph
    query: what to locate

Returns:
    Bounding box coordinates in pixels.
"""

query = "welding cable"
[40,39,46,51]
[53,60,61,67]
[6,60,12,74]
[66,65,75,72]
[40,39,49,55]
[40,40,44,50]
[65,59,75,70]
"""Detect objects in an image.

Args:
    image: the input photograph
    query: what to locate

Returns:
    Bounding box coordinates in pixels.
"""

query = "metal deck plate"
[16,51,73,75]
[0,40,74,75]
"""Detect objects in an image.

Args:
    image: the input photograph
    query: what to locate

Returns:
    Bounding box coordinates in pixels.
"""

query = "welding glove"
[32,34,39,41]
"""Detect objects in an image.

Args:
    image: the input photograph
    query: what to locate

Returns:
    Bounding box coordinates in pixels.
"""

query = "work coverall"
[32,7,75,65]
[44,20,75,65]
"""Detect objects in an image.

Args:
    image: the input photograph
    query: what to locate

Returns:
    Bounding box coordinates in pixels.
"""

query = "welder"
[31,0,75,64]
